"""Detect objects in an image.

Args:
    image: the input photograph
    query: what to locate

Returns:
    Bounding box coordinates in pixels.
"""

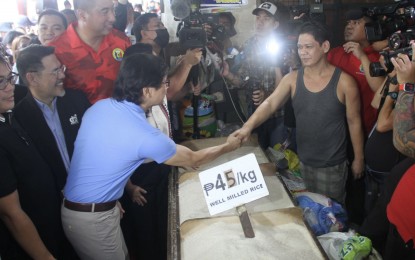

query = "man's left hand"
[343,42,365,60]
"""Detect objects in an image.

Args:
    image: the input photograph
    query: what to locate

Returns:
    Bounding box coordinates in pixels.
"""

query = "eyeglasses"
[162,80,170,88]
[47,65,66,77]
[33,65,66,78]
[0,73,18,90]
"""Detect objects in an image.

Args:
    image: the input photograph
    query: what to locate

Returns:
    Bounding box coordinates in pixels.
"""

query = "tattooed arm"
[392,92,415,158]
[391,43,415,158]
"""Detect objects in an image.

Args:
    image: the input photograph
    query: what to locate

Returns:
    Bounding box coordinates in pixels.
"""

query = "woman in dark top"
[0,48,62,260]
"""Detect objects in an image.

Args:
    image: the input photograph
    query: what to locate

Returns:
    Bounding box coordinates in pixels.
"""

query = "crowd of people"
[0,0,414,259]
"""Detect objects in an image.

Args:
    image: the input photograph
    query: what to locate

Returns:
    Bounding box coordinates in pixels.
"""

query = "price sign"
[199,153,269,215]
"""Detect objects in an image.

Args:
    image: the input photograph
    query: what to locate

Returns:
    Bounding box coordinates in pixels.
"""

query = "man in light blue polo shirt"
[62,53,241,259]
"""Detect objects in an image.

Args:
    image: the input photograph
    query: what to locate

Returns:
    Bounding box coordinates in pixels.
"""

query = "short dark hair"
[38,9,68,29]
[132,13,158,42]
[298,21,330,45]
[2,30,24,46]
[113,53,168,105]
[16,45,55,86]
[124,43,153,58]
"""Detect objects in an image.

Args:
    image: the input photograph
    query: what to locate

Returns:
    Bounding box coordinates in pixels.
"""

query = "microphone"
[171,0,191,19]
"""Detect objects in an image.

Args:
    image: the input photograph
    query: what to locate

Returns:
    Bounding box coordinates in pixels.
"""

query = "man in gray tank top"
[235,22,364,203]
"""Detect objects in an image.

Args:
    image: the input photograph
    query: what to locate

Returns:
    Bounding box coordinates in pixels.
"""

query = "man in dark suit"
[14,44,90,192]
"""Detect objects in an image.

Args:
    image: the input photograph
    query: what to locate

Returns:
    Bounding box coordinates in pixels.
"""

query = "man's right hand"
[234,126,252,143]
[226,132,242,151]
[184,48,203,66]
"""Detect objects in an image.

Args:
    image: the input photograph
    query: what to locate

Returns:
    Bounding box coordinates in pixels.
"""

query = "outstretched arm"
[235,73,294,143]
[164,132,241,168]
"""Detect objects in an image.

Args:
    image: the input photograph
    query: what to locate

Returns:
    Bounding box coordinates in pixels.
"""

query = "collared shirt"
[35,98,70,172]
[64,98,176,203]
[49,23,131,104]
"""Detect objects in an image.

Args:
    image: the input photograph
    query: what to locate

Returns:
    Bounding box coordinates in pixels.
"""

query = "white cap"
[252,2,279,20]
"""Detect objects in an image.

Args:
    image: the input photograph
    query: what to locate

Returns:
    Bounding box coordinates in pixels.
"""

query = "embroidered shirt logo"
[112,48,124,61]
[69,114,79,125]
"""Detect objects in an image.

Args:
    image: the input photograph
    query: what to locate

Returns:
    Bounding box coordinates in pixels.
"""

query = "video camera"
[364,1,415,76]
[370,46,413,77]
[364,0,415,42]
[288,0,325,25]
[173,0,229,49]
[285,1,326,50]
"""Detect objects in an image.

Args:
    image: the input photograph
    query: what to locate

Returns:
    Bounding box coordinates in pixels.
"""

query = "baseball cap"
[0,22,12,33]
[345,9,367,21]
[252,2,279,20]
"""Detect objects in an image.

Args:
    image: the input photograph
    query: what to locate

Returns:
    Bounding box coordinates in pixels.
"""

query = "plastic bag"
[318,231,373,260]
[296,192,348,236]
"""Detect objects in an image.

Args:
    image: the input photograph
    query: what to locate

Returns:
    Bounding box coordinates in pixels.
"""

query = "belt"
[63,199,117,212]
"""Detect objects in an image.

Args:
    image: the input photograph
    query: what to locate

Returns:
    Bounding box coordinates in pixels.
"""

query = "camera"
[369,46,413,77]
[388,29,415,49]
[288,1,325,25]
[175,1,230,49]
[243,66,266,107]
[364,1,415,42]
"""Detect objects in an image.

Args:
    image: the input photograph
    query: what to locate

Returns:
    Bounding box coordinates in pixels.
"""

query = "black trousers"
[384,224,415,260]
[359,157,415,256]
[121,162,170,260]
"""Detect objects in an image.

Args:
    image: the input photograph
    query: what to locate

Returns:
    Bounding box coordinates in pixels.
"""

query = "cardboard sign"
[199,153,269,215]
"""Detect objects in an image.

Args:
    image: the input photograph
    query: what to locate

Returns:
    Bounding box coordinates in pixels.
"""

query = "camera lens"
[389,32,406,50]
[369,62,387,77]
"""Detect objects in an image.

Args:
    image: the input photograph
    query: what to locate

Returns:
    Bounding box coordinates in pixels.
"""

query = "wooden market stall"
[167,137,328,260]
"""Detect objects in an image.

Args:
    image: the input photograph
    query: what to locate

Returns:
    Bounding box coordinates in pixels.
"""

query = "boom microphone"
[171,0,191,19]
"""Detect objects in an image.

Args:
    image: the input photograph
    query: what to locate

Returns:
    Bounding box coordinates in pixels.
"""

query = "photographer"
[223,1,293,150]
[328,9,384,137]
[364,54,406,215]
[358,43,415,259]
[198,12,245,129]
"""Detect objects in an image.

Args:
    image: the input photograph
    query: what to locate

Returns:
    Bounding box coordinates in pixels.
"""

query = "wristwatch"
[399,83,415,93]
[387,91,398,100]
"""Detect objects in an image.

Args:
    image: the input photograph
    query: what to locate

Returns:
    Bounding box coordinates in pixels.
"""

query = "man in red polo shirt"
[328,9,384,136]
[49,0,131,103]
